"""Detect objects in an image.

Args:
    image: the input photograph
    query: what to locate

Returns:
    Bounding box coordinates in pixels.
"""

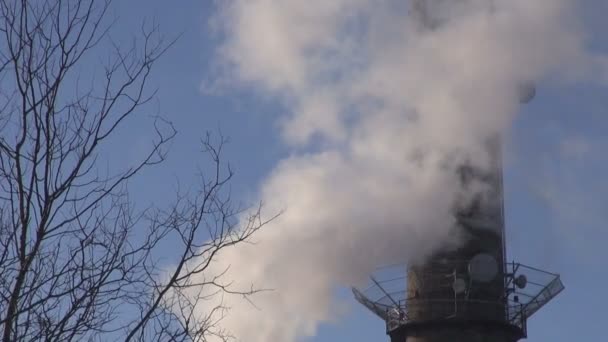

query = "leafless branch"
[0,1,272,341]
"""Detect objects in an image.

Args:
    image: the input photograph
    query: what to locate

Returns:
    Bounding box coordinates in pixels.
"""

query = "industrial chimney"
[353,1,564,341]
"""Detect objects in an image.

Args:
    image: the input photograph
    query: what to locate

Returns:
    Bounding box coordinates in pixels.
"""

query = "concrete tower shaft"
[398,138,517,342]
[352,2,564,342]
[400,2,514,341]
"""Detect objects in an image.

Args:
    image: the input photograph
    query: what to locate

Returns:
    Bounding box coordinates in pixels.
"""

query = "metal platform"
[352,261,564,336]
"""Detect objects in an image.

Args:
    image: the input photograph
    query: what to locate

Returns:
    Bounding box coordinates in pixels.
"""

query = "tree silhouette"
[0,1,270,341]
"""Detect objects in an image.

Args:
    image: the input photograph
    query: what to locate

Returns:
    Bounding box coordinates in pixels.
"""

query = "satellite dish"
[514,274,528,289]
[517,80,536,104]
[468,253,498,283]
[452,278,467,294]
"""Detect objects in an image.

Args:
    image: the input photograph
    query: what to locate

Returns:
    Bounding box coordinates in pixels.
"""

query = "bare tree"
[0,1,270,341]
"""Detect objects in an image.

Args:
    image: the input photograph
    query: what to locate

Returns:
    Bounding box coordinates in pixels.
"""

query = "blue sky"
[110,1,608,341]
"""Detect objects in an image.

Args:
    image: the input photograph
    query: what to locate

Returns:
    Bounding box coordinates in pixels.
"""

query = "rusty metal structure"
[353,1,564,341]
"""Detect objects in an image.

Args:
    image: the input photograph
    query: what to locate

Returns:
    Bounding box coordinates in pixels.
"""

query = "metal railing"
[383,298,526,333]
[353,261,563,337]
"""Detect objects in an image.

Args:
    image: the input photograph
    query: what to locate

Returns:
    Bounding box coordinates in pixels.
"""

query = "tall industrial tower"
[353,1,564,341]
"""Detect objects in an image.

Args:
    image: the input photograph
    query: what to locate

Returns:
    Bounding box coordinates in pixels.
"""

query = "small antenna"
[452,278,467,295]
[514,274,528,289]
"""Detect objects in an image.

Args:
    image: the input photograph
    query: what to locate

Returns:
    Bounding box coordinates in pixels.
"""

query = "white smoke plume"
[196,1,604,341]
